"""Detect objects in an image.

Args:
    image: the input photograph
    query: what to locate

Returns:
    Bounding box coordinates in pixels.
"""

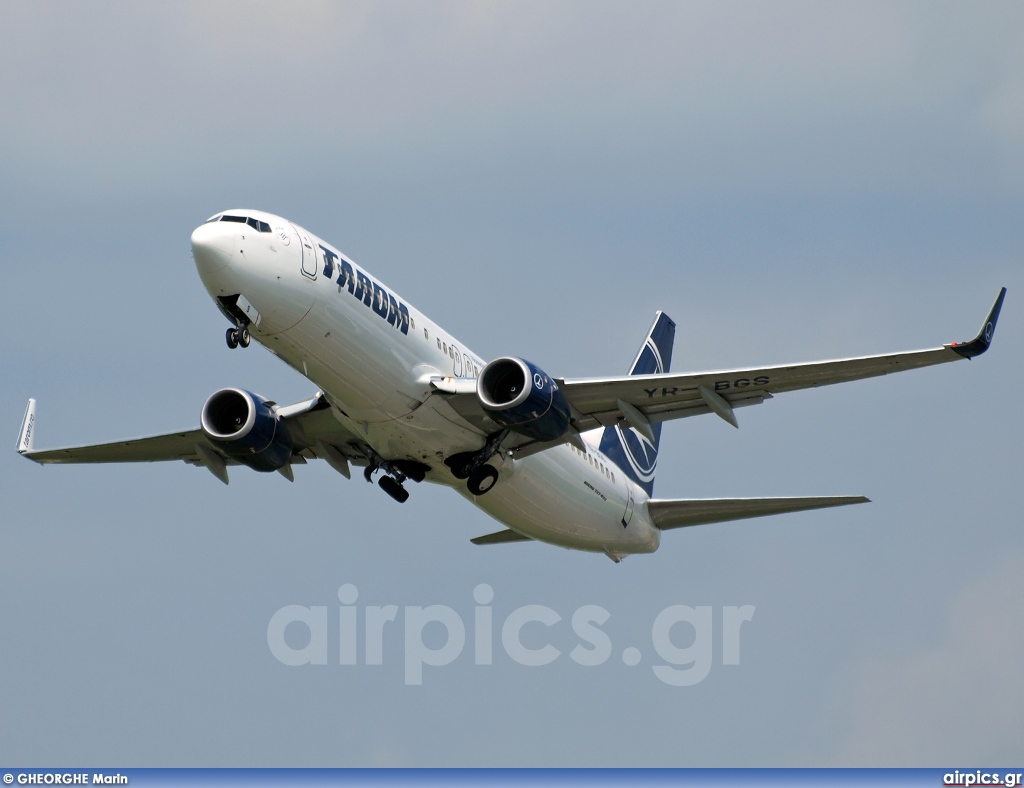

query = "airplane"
[16,209,1006,561]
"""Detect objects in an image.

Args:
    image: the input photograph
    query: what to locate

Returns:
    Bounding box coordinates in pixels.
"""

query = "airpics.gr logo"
[943,771,1022,787]
[267,584,756,686]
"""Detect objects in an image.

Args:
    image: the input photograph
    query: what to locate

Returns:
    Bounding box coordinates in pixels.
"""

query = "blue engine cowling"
[477,357,571,442]
[200,387,293,472]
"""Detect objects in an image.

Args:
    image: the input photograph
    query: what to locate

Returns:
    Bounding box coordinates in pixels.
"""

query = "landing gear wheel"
[445,452,475,480]
[395,462,427,483]
[238,327,251,348]
[378,475,410,503]
[467,464,499,496]
[226,328,239,349]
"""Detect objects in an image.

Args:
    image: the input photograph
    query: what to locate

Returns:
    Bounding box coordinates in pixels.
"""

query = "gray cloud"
[830,552,1024,765]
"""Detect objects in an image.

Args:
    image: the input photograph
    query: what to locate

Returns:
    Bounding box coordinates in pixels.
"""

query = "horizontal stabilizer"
[470,528,533,545]
[647,495,870,530]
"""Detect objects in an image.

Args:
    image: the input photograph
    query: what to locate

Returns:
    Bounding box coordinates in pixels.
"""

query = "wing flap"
[647,495,870,530]
[563,347,956,422]
[22,429,205,464]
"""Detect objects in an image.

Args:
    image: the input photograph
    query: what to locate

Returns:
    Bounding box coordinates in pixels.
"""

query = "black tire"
[391,459,429,483]
[378,475,410,503]
[238,327,251,348]
[445,451,479,480]
[226,328,239,349]
[446,457,473,480]
[467,464,499,496]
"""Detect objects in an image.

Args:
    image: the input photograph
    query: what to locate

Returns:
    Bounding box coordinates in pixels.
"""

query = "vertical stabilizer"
[599,313,675,496]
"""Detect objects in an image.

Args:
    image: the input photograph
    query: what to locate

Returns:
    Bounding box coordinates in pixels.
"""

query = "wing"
[558,287,1005,435]
[647,496,870,530]
[427,288,1005,455]
[16,393,366,484]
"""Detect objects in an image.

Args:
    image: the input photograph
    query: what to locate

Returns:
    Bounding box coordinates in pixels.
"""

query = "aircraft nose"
[190,222,235,274]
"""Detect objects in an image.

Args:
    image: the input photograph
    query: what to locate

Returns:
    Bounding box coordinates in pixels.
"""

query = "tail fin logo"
[616,336,665,482]
[631,337,666,377]
[599,312,675,496]
[616,424,658,483]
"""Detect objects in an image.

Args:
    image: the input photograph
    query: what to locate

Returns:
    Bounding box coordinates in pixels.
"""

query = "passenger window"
[424,328,429,339]
[437,338,442,350]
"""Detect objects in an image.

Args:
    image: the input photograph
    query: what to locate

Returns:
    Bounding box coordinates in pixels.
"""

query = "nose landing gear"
[225,325,251,349]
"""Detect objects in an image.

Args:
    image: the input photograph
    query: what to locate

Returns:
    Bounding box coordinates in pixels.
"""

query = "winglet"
[947,287,1006,359]
[17,399,37,456]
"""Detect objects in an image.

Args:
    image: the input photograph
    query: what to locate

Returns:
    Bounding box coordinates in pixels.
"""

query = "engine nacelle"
[477,357,571,442]
[200,387,293,472]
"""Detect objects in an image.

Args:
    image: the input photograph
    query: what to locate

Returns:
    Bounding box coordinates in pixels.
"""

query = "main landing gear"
[226,325,250,349]
[377,475,410,504]
[467,464,499,496]
[444,429,507,497]
[363,454,431,504]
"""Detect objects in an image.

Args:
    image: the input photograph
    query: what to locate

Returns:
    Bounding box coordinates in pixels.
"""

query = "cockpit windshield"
[204,214,272,233]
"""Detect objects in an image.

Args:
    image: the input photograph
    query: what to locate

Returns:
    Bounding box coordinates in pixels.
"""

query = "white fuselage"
[190,210,660,557]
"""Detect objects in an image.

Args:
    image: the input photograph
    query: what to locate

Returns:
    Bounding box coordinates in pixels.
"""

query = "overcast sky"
[2,1,1022,767]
